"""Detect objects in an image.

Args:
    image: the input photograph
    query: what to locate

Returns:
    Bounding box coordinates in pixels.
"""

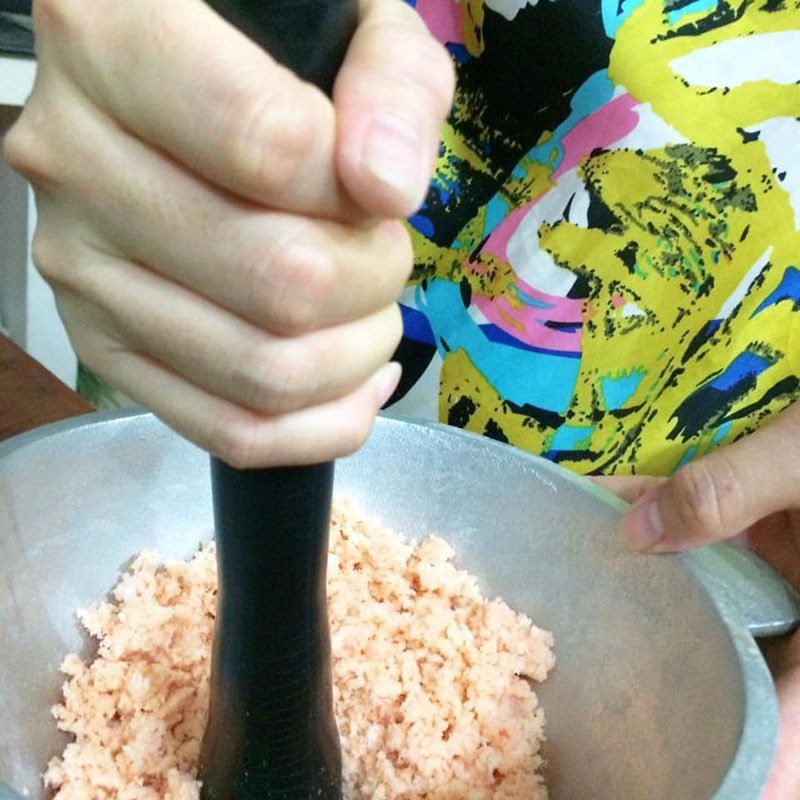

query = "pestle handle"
[201,0,358,93]
[201,462,339,799]
[198,0,357,797]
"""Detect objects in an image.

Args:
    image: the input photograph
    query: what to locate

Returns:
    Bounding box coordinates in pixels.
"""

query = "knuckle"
[68,336,93,369]
[29,230,54,276]
[60,316,92,362]
[75,339,117,381]
[222,84,326,198]
[34,0,81,36]
[61,318,113,375]
[30,228,69,283]
[672,459,739,536]
[3,112,55,185]
[34,0,103,44]
[3,119,31,173]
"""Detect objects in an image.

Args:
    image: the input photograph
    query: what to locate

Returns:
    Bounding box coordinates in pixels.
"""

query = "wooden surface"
[0,332,91,441]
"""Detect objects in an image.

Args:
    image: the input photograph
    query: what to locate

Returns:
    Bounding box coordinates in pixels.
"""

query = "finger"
[592,475,664,505]
[760,630,800,678]
[26,103,412,336]
[334,0,456,216]
[35,0,353,217]
[745,510,800,589]
[761,642,800,800]
[60,299,402,468]
[60,250,403,414]
[618,404,800,552]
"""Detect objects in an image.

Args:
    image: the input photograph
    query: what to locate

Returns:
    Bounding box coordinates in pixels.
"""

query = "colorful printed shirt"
[386,0,800,477]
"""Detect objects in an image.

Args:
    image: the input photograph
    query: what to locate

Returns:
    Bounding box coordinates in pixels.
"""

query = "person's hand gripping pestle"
[198,0,357,797]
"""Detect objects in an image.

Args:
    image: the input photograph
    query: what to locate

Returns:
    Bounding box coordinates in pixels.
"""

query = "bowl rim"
[0,408,779,800]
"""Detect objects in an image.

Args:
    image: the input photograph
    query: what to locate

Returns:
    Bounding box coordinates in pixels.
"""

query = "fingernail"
[375,362,402,409]
[621,498,664,552]
[362,115,421,204]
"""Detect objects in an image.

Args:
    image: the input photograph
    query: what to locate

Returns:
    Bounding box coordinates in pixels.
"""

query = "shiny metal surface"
[0,410,793,799]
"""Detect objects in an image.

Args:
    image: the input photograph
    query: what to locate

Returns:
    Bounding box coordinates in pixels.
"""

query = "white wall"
[0,110,27,342]
[23,189,78,386]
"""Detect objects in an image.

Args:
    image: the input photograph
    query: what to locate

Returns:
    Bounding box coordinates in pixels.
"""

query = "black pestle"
[198,0,357,798]
[200,461,341,799]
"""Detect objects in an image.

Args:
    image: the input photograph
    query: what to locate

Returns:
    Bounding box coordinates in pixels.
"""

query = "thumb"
[334,0,455,218]
[619,404,800,553]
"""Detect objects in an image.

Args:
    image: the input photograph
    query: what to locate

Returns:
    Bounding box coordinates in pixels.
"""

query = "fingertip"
[619,495,666,553]
[333,0,451,218]
[373,361,403,409]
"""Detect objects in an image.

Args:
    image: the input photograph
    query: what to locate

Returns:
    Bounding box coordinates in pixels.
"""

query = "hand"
[596,402,800,798]
[4,0,454,467]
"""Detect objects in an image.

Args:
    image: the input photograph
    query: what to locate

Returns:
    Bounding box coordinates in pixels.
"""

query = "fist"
[4,0,454,467]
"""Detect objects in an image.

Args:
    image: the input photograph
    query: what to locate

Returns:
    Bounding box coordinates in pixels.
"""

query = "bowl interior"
[0,413,752,798]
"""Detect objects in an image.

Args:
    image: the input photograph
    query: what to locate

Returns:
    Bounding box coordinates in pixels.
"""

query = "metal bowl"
[1,411,798,799]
